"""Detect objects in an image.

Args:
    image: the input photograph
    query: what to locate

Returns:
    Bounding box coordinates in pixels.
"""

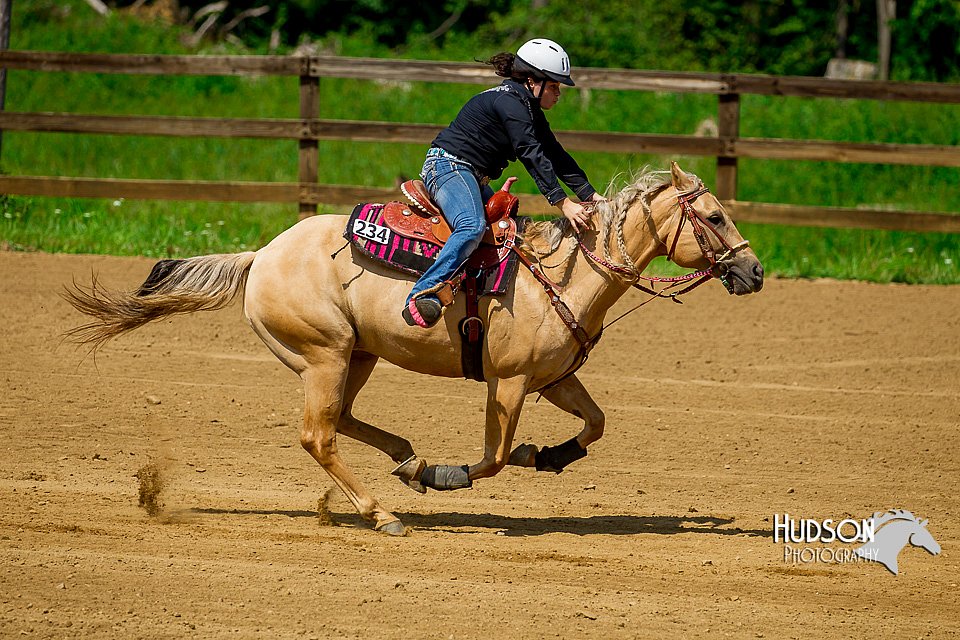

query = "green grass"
[738,224,958,283]
[1,0,958,283]
[0,196,294,257]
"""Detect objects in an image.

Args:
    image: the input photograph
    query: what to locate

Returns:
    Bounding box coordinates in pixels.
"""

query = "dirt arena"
[1,249,958,638]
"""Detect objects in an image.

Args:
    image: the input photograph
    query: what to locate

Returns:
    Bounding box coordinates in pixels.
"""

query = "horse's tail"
[63,252,257,352]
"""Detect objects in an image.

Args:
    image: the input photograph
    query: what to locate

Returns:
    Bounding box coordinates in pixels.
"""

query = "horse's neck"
[555,221,662,332]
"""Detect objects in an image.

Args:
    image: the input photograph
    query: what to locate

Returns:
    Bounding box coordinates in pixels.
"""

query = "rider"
[402,38,606,328]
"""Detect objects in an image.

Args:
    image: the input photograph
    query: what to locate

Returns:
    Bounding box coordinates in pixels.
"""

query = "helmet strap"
[538,79,548,105]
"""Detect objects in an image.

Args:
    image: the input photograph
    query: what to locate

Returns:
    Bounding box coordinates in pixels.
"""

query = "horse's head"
[647,162,764,296]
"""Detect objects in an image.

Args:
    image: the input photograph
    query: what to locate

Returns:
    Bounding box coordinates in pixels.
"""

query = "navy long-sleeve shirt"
[432,79,596,206]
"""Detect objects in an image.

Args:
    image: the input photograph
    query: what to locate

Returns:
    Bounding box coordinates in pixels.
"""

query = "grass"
[1,0,958,283]
[0,196,293,257]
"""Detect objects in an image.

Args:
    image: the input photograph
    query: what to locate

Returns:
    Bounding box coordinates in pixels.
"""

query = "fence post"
[0,0,13,166]
[716,86,740,201]
[298,59,319,220]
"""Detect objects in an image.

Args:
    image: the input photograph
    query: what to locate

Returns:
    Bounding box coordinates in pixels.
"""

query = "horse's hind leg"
[337,351,422,468]
[508,374,603,473]
[300,352,405,535]
[336,353,427,494]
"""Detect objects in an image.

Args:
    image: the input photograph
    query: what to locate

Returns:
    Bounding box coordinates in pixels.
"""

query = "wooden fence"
[0,50,958,232]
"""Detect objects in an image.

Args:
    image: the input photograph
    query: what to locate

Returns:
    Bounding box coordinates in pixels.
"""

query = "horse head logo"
[854,509,940,575]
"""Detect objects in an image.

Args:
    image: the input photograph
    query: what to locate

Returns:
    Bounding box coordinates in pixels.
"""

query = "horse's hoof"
[376,520,407,536]
[391,455,427,494]
[508,443,538,467]
[399,477,427,494]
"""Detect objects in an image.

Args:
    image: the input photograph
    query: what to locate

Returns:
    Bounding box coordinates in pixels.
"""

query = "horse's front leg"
[471,375,530,479]
[401,375,529,491]
[508,374,603,473]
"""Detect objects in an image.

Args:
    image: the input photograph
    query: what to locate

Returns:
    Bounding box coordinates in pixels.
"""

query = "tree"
[892,0,960,81]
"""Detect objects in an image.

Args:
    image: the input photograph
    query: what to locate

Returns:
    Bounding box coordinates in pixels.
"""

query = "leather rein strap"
[578,185,750,297]
[667,185,750,292]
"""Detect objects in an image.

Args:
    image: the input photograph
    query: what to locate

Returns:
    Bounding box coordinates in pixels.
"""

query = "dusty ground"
[1,250,958,639]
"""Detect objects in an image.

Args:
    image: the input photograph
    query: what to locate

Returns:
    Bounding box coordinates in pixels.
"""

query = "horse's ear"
[921,519,928,527]
[670,161,696,191]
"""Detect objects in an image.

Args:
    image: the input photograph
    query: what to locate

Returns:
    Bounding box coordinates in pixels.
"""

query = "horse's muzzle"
[718,253,764,296]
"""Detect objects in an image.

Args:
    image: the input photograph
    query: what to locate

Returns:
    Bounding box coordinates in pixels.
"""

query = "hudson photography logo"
[774,509,941,575]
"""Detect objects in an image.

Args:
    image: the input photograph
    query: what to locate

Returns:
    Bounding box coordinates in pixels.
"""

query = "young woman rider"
[402,38,606,328]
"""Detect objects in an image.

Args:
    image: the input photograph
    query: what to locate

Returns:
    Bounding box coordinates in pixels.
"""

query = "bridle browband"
[521,182,751,391]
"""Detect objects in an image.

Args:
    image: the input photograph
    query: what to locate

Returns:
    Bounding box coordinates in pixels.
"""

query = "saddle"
[388,179,520,267]
[387,178,520,383]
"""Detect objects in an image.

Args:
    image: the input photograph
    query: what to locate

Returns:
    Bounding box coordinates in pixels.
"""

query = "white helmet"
[515,38,574,86]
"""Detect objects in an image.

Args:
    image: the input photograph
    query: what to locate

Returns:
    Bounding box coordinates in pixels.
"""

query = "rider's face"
[529,80,562,110]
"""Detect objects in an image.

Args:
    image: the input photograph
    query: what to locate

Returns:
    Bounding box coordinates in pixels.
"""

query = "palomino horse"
[65,162,763,535]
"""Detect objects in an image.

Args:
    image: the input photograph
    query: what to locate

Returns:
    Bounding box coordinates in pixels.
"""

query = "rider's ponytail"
[483,52,519,79]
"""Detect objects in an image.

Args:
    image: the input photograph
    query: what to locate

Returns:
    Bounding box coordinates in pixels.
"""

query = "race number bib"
[352,218,390,244]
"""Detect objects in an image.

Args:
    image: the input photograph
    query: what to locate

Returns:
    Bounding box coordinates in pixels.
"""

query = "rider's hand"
[558,198,592,233]
[589,191,608,203]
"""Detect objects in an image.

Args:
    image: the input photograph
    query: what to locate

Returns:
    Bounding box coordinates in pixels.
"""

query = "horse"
[855,509,941,574]
[64,161,764,536]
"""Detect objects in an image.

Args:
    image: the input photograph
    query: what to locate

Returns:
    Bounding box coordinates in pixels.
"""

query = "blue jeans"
[407,148,494,304]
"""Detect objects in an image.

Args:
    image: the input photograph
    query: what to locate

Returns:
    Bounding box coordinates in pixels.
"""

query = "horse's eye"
[707,213,724,226]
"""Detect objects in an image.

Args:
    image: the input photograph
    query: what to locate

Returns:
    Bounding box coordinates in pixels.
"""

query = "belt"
[427,147,491,187]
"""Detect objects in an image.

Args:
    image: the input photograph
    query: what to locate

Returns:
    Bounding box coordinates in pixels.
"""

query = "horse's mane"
[520,167,675,281]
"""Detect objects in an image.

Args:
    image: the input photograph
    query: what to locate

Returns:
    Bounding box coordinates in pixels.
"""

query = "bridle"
[577,183,750,298]
[663,184,751,294]
[521,182,752,391]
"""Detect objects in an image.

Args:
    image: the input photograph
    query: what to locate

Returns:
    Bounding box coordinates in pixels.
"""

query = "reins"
[523,182,750,389]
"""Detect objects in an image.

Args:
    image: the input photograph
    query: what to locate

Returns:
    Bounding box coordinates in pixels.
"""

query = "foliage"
[0,0,957,284]
[892,0,960,81]
[94,0,960,81]
[453,0,840,75]
[194,0,960,81]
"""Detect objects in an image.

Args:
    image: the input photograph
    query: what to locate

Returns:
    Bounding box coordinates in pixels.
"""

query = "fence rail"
[0,50,958,231]
[3,112,958,169]
[5,50,960,102]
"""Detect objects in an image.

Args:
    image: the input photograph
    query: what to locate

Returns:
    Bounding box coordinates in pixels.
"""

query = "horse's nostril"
[753,263,764,279]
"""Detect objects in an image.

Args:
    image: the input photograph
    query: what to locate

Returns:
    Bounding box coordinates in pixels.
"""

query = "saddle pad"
[381,200,451,246]
[343,202,526,296]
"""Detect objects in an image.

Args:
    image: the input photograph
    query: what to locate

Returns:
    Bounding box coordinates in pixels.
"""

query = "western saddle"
[395,178,519,253]
[391,178,521,382]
